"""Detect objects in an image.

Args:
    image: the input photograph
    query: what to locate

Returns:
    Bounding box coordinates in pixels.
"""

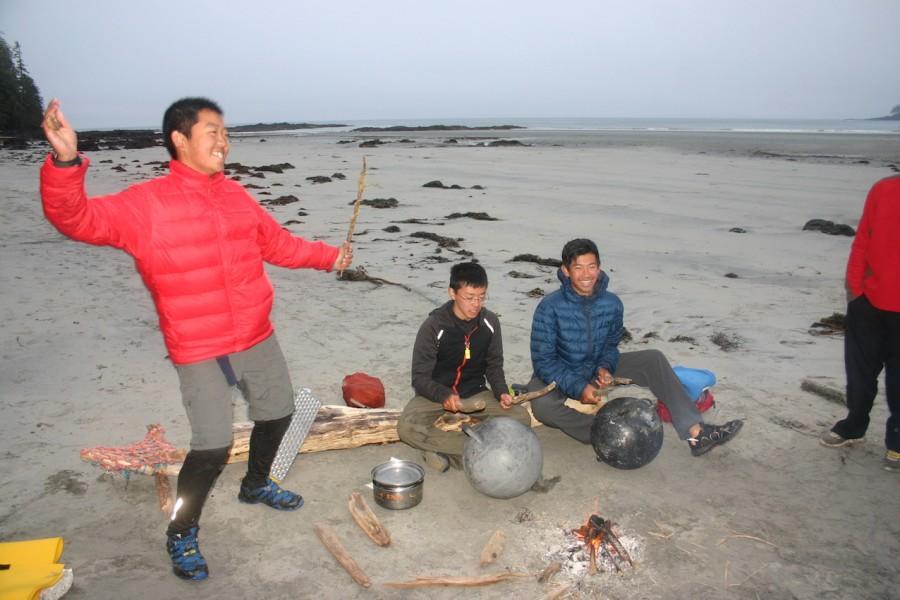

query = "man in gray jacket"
[398,262,531,471]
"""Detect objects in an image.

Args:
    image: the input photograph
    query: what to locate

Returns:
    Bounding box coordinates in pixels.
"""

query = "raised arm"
[42,99,79,162]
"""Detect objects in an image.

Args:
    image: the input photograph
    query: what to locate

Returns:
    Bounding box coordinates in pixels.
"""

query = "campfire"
[572,514,634,574]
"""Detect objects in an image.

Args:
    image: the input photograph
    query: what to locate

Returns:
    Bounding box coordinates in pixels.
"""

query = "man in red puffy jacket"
[820,176,900,473]
[40,97,353,581]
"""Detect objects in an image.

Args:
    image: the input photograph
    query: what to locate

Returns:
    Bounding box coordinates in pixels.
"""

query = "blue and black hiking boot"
[238,477,304,510]
[689,419,744,457]
[166,526,208,581]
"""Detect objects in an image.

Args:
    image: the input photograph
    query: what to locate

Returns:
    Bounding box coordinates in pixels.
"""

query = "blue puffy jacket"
[530,269,624,400]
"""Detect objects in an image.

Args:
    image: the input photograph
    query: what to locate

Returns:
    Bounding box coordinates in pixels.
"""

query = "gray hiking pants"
[529,349,700,442]
[397,390,532,465]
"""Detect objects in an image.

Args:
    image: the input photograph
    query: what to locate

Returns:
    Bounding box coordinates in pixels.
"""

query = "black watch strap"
[52,154,82,168]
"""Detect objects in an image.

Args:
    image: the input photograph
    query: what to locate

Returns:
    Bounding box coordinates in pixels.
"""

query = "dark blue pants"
[832,295,900,451]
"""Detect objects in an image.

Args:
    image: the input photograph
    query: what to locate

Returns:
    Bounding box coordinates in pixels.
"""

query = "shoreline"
[1,132,897,599]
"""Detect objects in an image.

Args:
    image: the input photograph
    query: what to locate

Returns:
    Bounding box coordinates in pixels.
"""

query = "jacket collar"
[168,159,226,187]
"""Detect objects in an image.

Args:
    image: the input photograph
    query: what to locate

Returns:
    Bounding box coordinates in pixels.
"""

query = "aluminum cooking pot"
[371,460,424,509]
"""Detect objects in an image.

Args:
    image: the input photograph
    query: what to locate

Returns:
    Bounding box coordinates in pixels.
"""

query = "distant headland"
[350,124,525,132]
[229,122,346,132]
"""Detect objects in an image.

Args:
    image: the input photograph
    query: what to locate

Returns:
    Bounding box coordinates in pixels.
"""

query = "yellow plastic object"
[0,538,65,600]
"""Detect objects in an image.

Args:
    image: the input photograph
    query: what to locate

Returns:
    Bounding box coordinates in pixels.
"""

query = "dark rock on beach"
[509,254,562,268]
[352,198,398,208]
[485,139,529,147]
[410,231,461,248]
[359,139,384,148]
[331,173,346,180]
[802,219,855,236]
[445,212,498,221]
[423,180,447,188]
[729,227,747,233]
[306,175,332,184]
[382,225,401,233]
[263,195,300,206]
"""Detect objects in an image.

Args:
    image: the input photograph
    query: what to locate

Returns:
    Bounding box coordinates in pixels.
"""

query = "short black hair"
[561,238,600,267]
[162,97,224,159]
[449,261,487,290]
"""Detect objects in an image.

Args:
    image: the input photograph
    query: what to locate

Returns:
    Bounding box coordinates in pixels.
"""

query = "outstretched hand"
[42,99,78,161]
[334,241,354,271]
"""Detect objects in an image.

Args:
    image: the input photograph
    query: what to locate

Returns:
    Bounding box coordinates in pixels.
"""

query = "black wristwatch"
[52,153,82,168]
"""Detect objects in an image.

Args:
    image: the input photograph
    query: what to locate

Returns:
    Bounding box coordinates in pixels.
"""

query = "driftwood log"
[348,491,390,547]
[314,523,371,588]
[119,406,400,476]
[801,379,846,406]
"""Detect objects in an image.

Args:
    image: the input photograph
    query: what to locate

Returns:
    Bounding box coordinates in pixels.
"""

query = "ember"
[573,514,634,573]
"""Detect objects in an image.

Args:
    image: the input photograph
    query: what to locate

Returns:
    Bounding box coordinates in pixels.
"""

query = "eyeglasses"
[458,294,487,304]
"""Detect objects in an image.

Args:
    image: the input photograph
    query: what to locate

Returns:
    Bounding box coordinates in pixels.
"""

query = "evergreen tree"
[0,35,44,135]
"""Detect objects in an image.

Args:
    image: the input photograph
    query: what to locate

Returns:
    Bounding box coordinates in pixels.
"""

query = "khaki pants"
[397,390,532,465]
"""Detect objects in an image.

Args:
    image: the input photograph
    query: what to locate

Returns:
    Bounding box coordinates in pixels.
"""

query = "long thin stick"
[346,157,368,243]
[340,157,367,277]
[383,572,530,589]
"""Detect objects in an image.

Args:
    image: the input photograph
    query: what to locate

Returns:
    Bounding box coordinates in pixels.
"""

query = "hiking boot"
[166,526,208,581]
[238,478,304,510]
[689,419,743,457]
[422,451,450,473]
[819,430,864,448]
[456,396,486,413]
[884,450,900,472]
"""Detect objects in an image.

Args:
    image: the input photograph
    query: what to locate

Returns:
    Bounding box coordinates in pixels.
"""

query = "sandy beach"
[1,128,898,599]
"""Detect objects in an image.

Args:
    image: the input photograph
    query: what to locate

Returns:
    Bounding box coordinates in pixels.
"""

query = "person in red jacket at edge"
[40,97,354,581]
[819,176,900,473]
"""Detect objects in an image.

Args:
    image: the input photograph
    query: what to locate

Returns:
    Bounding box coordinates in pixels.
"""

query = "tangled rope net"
[80,424,185,477]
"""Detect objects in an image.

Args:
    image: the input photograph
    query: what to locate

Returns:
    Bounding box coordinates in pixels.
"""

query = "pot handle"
[462,424,483,445]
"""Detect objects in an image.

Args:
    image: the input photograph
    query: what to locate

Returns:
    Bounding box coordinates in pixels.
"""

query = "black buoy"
[590,396,663,469]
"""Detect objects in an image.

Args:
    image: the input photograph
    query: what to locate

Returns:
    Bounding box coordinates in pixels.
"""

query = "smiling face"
[172,109,229,175]
[449,284,487,321]
[562,252,601,296]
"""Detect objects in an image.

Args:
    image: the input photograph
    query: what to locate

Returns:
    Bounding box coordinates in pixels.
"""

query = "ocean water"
[299,116,900,135]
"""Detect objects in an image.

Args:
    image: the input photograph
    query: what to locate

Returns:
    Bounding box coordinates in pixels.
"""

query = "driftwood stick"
[313,524,371,588]
[154,471,173,515]
[340,157,367,277]
[800,379,845,406]
[537,561,562,583]
[383,572,530,589]
[509,381,557,405]
[433,413,482,432]
[479,530,506,566]
[593,376,633,399]
[540,585,573,600]
[348,491,391,547]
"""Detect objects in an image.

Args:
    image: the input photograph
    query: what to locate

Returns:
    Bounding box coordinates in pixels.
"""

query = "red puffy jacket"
[40,155,339,365]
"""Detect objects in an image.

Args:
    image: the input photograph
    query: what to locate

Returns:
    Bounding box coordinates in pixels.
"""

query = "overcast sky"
[2,0,899,128]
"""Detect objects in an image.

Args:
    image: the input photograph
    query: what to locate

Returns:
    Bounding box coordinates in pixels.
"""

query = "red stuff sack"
[656,390,715,423]
[342,372,385,408]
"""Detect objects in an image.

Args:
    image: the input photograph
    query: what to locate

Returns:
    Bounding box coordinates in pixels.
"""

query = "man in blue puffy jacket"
[527,238,742,456]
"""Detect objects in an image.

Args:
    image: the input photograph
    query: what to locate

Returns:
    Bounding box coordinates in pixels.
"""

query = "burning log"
[573,514,633,573]
[479,530,506,566]
[313,523,371,588]
[348,491,390,547]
